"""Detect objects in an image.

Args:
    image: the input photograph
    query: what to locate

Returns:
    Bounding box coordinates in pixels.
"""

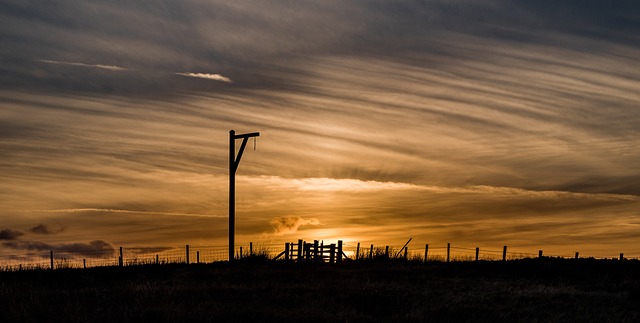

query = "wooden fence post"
[83,259,86,269]
[404,247,408,260]
[156,254,159,265]
[313,240,319,260]
[424,244,429,262]
[240,247,243,259]
[385,246,389,258]
[284,242,290,261]
[356,242,360,260]
[250,242,253,256]
[197,251,200,264]
[575,252,579,259]
[369,244,374,259]
[620,253,624,261]
[50,250,54,270]
[186,245,190,264]
[297,240,303,261]
[338,240,343,264]
[119,247,123,267]
[539,250,543,258]
[475,247,479,262]
[502,246,507,261]
[446,243,450,263]
[329,244,336,264]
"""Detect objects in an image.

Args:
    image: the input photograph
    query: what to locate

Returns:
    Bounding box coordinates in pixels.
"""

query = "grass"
[1,258,639,322]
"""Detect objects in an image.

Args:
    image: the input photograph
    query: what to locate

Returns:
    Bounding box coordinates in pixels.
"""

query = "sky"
[1,0,640,260]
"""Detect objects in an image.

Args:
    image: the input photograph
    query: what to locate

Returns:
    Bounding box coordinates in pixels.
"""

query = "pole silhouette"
[229,130,260,262]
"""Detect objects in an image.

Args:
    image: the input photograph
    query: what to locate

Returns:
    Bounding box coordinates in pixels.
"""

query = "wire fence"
[0,241,634,271]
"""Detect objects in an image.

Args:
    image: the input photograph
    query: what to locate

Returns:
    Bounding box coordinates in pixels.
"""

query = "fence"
[0,240,634,271]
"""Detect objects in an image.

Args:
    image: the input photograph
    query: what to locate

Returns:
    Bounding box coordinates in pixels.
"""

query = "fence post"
[83,259,86,269]
[369,244,374,259]
[329,244,336,264]
[284,243,290,261]
[250,242,253,256]
[424,244,429,262]
[385,246,389,258]
[119,247,123,267]
[620,253,624,261]
[186,245,190,264]
[197,251,200,264]
[356,242,360,260]
[404,247,408,260]
[313,240,319,260]
[446,243,450,263]
[502,246,507,261]
[539,250,543,258]
[337,240,343,264]
[297,240,303,261]
[50,250,54,270]
[240,247,243,259]
[575,252,579,259]
[305,243,311,260]
[475,247,479,262]
[156,254,159,265]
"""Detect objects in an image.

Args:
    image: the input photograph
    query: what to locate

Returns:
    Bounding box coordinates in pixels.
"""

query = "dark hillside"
[1,258,640,322]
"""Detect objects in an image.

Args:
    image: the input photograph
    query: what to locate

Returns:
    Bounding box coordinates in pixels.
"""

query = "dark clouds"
[2,239,116,258]
[0,228,23,240]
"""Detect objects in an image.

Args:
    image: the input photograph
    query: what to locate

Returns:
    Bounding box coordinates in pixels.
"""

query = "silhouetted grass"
[1,258,639,322]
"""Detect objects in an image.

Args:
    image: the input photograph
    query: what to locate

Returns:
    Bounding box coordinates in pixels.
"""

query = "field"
[1,258,640,322]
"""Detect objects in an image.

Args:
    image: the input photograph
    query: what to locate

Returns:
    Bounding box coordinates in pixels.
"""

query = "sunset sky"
[1,1,639,259]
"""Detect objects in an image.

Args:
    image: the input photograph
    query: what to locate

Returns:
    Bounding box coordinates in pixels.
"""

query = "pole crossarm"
[232,132,259,173]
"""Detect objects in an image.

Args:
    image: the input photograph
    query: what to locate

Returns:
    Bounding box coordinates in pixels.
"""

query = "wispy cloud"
[270,217,321,235]
[37,59,127,71]
[175,73,232,83]
[33,208,226,218]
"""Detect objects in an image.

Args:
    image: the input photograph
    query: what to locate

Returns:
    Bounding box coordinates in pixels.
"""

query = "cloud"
[2,239,116,258]
[37,60,127,71]
[30,224,63,234]
[0,228,24,240]
[175,73,232,83]
[270,217,321,235]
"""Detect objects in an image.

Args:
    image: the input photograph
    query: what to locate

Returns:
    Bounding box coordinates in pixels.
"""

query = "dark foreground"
[1,258,640,322]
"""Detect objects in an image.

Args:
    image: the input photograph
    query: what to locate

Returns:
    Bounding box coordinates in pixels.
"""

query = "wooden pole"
[83,259,86,269]
[240,247,243,259]
[250,242,253,256]
[229,130,235,262]
[156,254,159,265]
[502,246,507,261]
[284,243,290,261]
[356,242,360,260]
[424,244,429,262]
[369,244,374,259]
[297,240,303,261]
[475,247,479,262]
[119,247,123,267]
[385,246,389,258]
[337,240,343,264]
[404,247,408,260]
[50,250,54,270]
[197,251,200,264]
[329,244,336,264]
[446,243,450,263]
[228,130,260,262]
[620,253,624,261]
[186,245,190,264]
[539,250,543,258]
[313,240,319,260]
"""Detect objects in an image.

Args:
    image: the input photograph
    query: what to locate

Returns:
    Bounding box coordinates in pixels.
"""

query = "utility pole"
[229,130,260,262]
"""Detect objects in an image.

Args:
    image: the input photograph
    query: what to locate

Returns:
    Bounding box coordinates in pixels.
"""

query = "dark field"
[1,258,640,322]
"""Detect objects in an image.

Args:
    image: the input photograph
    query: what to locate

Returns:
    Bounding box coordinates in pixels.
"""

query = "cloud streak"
[37,59,127,71]
[176,72,232,83]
